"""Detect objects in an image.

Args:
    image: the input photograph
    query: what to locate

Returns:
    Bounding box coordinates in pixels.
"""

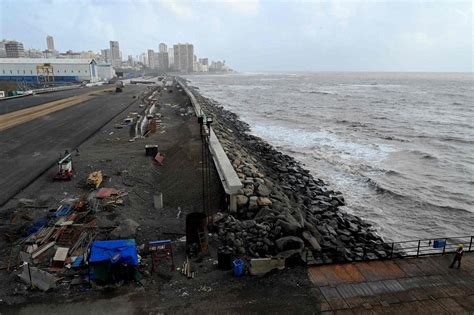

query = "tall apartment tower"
[109,41,121,68]
[173,43,194,72]
[168,48,174,68]
[157,52,169,71]
[4,40,25,58]
[147,49,156,69]
[46,35,55,51]
[159,43,167,53]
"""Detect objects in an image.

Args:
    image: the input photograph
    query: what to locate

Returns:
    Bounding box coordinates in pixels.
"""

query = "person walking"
[449,244,464,269]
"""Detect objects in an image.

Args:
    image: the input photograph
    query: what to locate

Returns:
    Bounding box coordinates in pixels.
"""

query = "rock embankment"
[187,84,393,264]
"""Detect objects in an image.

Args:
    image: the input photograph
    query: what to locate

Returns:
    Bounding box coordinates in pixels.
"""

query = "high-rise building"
[46,35,55,51]
[109,41,121,68]
[173,43,194,72]
[101,49,111,63]
[147,49,156,68]
[159,43,167,53]
[157,52,169,71]
[4,40,25,58]
[168,48,174,68]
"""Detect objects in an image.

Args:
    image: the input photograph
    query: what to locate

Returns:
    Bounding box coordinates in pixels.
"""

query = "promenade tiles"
[309,252,474,313]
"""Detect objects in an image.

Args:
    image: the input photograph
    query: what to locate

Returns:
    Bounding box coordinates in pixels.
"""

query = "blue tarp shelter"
[89,239,138,266]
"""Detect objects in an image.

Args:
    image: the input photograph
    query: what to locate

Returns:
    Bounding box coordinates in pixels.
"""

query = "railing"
[307,235,473,265]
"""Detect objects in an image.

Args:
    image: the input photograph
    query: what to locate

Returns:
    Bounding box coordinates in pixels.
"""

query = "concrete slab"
[309,253,474,313]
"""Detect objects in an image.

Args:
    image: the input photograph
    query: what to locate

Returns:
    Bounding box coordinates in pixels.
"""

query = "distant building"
[173,43,193,72]
[139,52,148,65]
[46,35,55,51]
[80,51,97,59]
[210,60,227,72]
[159,43,167,53]
[127,55,134,66]
[25,49,44,58]
[4,41,25,58]
[109,41,121,68]
[198,58,209,72]
[157,52,169,71]
[147,49,155,69]
[0,41,6,58]
[168,48,174,68]
[58,50,81,59]
[0,58,99,83]
[101,49,110,63]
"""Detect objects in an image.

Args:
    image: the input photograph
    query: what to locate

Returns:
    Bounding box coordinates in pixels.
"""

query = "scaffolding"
[36,63,55,85]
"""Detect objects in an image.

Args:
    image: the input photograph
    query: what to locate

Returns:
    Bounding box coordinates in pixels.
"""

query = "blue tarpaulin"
[55,204,73,217]
[89,239,138,266]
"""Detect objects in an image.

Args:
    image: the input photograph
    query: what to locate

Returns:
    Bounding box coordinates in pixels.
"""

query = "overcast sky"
[1,0,472,72]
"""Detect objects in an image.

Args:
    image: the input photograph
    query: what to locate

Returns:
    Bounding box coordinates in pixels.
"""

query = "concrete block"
[153,193,163,210]
[250,257,285,275]
[229,195,237,212]
[18,264,58,291]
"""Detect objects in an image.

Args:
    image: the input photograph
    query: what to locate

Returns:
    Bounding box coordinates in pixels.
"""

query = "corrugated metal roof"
[0,58,95,64]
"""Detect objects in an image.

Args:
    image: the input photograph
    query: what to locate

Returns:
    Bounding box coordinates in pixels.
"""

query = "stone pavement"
[309,252,474,314]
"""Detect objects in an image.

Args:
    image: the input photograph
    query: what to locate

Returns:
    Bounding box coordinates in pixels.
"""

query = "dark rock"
[275,236,304,252]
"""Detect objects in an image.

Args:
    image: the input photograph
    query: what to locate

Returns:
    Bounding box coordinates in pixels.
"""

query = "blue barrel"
[233,259,244,277]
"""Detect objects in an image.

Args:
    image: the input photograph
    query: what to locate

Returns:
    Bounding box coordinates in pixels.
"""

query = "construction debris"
[87,170,103,189]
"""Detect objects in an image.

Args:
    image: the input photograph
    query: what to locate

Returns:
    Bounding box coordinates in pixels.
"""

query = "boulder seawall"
[184,81,393,264]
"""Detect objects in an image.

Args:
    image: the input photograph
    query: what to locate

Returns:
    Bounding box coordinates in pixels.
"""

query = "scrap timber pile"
[190,84,396,264]
[8,184,129,291]
[1,86,170,293]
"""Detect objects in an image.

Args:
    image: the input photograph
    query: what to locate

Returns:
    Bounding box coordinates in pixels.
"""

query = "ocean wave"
[298,89,337,95]
[439,136,474,145]
[407,150,439,160]
[366,177,473,214]
[336,120,369,128]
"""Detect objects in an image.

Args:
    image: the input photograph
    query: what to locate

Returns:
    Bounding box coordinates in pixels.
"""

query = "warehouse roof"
[0,58,96,65]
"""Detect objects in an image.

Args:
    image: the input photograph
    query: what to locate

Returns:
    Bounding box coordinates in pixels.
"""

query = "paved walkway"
[309,252,474,314]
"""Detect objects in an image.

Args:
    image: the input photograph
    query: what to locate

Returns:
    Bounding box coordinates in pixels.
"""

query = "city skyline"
[0,0,472,72]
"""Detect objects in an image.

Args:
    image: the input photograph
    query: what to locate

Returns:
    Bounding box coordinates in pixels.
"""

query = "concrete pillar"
[153,193,163,210]
[229,194,237,212]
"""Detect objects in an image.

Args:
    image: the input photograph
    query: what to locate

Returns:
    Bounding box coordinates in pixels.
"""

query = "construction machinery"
[54,151,73,180]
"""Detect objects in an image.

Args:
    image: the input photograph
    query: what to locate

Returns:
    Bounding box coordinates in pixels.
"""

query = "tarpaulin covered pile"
[89,239,139,283]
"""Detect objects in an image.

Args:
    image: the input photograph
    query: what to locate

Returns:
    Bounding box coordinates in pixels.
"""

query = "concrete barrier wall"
[176,77,242,201]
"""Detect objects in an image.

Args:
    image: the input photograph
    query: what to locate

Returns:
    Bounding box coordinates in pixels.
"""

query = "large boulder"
[257,197,272,206]
[257,184,271,197]
[248,196,259,210]
[236,195,249,208]
[275,236,304,252]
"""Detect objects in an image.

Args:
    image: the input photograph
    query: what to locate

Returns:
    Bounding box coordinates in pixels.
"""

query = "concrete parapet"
[176,77,242,209]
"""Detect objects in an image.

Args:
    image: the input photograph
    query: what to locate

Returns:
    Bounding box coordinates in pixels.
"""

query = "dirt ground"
[0,82,322,314]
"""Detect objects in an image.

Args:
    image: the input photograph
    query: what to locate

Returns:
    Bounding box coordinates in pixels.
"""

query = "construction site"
[0,77,473,314]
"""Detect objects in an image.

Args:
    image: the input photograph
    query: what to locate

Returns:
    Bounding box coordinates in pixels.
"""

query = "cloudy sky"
[1,0,472,72]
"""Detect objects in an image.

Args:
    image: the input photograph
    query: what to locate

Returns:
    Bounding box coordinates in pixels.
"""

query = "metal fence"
[307,235,473,265]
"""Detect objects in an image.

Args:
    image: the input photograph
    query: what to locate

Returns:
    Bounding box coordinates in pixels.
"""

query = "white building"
[97,64,115,81]
[0,58,99,83]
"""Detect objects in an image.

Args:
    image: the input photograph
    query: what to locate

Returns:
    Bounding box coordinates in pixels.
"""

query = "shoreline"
[183,79,394,263]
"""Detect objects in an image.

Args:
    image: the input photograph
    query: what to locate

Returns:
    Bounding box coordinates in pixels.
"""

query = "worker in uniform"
[449,244,464,269]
